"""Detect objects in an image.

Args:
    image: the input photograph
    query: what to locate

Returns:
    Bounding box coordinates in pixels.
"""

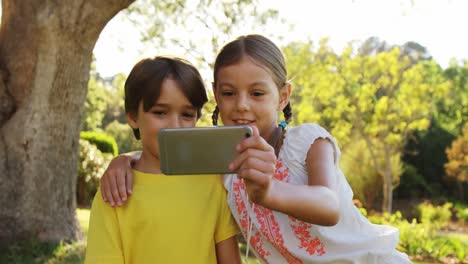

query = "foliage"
[398,121,456,199]
[340,136,402,209]
[104,120,141,154]
[81,63,109,132]
[398,61,467,201]
[197,90,217,126]
[438,61,468,136]
[125,0,284,72]
[445,123,468,186]
[454,203,468,223]
[415,201,453,228]
[77,139,113,206]
[0,239,85,264]
[284,39,449,212]
[367,211,467,262]
[82,62,127,133]
[80,131,118,156]
[101,73,127,129]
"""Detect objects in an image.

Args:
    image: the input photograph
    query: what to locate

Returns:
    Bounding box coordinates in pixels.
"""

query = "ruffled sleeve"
[279,124,341,185]
[282,123,340,165]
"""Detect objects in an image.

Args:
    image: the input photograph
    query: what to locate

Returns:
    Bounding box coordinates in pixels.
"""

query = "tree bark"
[0,0,134,245]
[382,145,393,213]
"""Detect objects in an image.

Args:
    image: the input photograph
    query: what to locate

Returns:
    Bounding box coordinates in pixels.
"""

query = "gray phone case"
[158,126,253,175]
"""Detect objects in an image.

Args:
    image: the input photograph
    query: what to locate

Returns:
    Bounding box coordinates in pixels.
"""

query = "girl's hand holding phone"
[228,126,277,207]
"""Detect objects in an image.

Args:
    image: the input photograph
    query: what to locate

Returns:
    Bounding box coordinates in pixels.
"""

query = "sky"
[25,0,468,78]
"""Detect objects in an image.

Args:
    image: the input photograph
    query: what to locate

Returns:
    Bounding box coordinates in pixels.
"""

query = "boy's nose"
[168,116,182,128]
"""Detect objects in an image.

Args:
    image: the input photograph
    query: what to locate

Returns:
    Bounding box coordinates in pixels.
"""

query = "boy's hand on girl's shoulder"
[100,155,134,207]
[229,126,277,205]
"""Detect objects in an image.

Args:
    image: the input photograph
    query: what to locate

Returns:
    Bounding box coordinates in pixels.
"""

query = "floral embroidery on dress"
[276,159,327,256]
[254,205,303,263]
[289,216,326,256]
[233,177,270,261]
[232,159,326,263]
[274,159,290,182]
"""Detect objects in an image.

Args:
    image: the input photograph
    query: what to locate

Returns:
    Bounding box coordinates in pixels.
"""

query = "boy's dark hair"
[125,56,208,139]
[212,34,292,126]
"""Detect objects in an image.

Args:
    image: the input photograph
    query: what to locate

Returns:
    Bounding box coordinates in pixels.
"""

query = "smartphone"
[158,126,253,175]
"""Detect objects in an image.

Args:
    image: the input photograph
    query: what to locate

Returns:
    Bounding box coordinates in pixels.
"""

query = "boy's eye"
[221,91,234,96]
[152,111,165,116]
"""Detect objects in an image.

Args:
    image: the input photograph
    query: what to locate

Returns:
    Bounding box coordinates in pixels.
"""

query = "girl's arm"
[231,129,339,226]
[100,151,141,206]
[215,236,241,264]
[266,138,339,226]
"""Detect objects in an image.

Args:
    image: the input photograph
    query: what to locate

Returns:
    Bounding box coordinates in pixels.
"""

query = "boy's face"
[128,78,198,163]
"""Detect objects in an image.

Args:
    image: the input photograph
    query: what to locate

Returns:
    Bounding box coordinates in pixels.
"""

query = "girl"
[100,36,411,263]
[85,56,241,264]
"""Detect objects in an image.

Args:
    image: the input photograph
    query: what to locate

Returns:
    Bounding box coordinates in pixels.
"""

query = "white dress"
[224,124,412,264]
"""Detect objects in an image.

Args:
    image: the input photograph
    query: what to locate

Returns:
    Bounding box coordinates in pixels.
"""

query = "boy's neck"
[133,152,162,174]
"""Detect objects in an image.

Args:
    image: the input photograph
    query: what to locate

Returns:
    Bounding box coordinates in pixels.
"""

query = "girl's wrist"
[260,179,281,210]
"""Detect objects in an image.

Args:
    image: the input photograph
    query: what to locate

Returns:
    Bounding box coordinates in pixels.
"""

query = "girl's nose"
[236,95,249,112]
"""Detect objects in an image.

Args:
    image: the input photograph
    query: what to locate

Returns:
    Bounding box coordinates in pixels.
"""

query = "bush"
[415,201,453,228]
[367,210,467,262]
[77,139,113,206]
[80,131,118,156]
[455,203,468,222]
[104,120,141,154]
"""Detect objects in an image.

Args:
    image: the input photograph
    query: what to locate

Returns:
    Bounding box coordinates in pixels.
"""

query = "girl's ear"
[278,82,292,111]
[127,112,138,129]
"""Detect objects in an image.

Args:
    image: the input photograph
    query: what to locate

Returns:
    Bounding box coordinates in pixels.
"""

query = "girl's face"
[128,78,198,162]
[214,56,290,140]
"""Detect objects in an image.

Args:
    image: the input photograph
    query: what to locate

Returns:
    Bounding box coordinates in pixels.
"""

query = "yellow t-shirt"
[85,170,239,264]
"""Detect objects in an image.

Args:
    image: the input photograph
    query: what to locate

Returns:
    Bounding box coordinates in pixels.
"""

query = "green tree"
[81,63,109,131]
[438,61,468,136]
[101,73,127,129]
[399,60,467,200]
[445,124,468,200]
[285,41,449,212]
[126,0,283,70]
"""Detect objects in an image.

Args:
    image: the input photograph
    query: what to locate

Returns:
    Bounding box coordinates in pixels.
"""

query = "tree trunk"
[0,0,134,245]
[382,146,393,213]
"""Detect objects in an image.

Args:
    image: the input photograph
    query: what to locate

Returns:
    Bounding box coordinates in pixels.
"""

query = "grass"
[76,208,90,236]
[443,232,468,243]
[0,210,89,264]
[0,239,86,264]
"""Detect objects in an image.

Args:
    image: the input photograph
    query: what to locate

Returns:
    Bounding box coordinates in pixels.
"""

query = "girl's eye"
[182,112,196,118]
[252,91,265,96]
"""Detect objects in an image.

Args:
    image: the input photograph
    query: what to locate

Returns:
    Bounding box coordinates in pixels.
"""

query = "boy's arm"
[215,236,241,264]
[100,151,141,206]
